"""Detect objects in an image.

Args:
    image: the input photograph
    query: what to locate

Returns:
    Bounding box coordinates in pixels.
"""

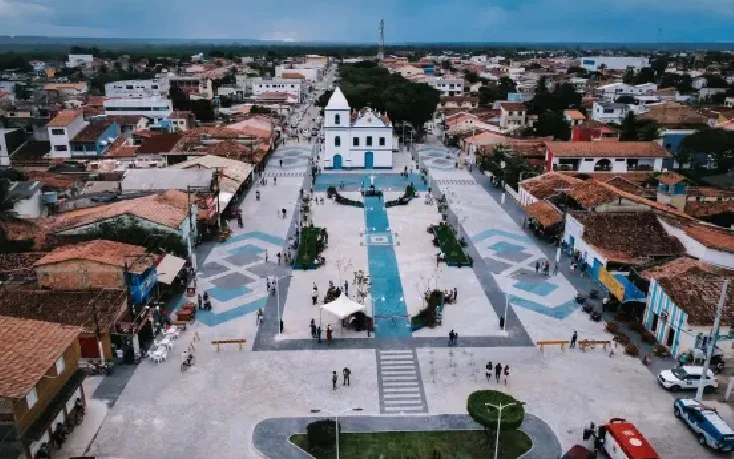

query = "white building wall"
[658,218,734,269]
[251,79,302,101]
[13,189,42,218]
[104,98,172,127]
[562,215,609,267]
[105,79,170,98]
[580,56,650,72]
[49,116,85,159]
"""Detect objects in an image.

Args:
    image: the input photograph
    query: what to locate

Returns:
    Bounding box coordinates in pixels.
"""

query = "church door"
[364,151,374,169]
[333,154,343,169]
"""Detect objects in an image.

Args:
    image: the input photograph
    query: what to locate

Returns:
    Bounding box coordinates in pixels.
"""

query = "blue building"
[70,120,120,156]
[420,63,435,76]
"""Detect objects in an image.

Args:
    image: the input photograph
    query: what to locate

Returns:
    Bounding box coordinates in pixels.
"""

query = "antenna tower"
[378,19,385,60]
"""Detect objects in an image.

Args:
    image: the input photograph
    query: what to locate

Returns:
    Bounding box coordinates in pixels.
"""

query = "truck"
[674,398,734,451]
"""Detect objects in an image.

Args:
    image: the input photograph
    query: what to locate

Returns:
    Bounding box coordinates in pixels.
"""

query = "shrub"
[641,330,656,344]
[466,390,525,432]
[613,333,631,345]
[326,185,337,198]
[653,343,671,358]
[306,419,340,452]
[625,344,639,357]
[629,321,645,333]
[605,321,620,334]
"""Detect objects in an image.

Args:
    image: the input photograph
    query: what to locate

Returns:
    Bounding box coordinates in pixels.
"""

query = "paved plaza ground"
[86,141,733,459]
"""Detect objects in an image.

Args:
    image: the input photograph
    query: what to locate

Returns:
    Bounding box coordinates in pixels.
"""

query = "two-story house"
[0,316,83,459]
[499,103,527,130]
[546,141,670,173]
[563,109,586,126]
[592,101,630,124]
[47,110,85,160]
[69,119,120,157]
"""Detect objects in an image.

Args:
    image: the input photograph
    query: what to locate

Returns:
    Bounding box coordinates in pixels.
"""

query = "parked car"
[674,398,734,451]
[658,366,718,393]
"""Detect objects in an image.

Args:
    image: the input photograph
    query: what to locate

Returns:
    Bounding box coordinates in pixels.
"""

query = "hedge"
[295,226,325,267]
[466,390,525,431]
[431,223,469,264]
[306,419,340,452]
[334,191,364,208]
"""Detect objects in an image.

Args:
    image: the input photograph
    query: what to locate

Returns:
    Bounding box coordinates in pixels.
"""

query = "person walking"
[454,331,459,346]
[343,367,351,386]
[503,365,510,385]
[495,362,502,383]
[312,284,318,305]
[344,280,349,296]
[311,319,317,338]
[316,326,322,343]
[279,159,283,168]
[570,330,578,349]
[485,361,493,381]
[273,176,277,186]
[276,252,281,265]
[326,325,333,344]
[448,330,455,346]
[553,263,559,276]
[197,293,203,310]
[332,371,338,390]
[453,287,458,303]
[279,319,284,334]
[535,260,540,274]
[265,250,268,263]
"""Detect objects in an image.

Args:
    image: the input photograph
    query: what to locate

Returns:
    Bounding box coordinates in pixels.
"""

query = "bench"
[578,339,612,352]
[211,339,247,352]
[171,321,188,330]
[537,340,569,353]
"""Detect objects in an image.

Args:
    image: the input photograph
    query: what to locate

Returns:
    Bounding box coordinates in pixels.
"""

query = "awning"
[157,254,186,285]
[218,191,235,206]
[320,295,365,319]
[23,369,85,441]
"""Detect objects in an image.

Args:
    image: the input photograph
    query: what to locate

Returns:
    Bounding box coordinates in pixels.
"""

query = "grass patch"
[432,224,469,264]
[295,226,325,267]
[291,429,532,459]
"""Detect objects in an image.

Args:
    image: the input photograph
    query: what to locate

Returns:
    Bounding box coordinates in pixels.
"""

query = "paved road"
[253,413,562,459]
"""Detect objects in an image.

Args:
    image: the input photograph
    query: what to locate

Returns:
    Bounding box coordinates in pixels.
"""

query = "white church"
[323,87,395,169]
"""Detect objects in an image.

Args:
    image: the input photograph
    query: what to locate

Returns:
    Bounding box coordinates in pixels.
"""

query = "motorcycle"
[181,354,196,372]
[89,360,114,376]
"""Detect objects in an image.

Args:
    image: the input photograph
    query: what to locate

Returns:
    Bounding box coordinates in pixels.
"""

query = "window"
[151,84,158,89]
[366,136,373,146]
[603,108,615,114]
[51,128,65,136]
[26,388,37,409]
[126,85,133,90]
[56,356,65,375]
[291,85,295,88]
[353,137,359,146]
[335,114,340,125]
[335,136,341,147]
[54,145,68,152]
[379,137,385,146]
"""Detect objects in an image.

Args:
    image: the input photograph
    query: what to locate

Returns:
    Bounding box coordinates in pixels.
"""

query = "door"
[333,154,343,169]
[364,151,374,169]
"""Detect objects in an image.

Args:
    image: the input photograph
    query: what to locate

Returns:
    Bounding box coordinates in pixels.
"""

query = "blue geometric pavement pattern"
[489,241,525,252]
[224,231,285,246]
[513,281,558,297]
[508,295,580,319]
[207,285,253,302]
[194,297,269,327]
[229,244,266,256]
[472,229,530,243]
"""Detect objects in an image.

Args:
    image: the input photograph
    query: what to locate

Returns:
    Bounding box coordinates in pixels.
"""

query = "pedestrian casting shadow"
[252,413,561,459]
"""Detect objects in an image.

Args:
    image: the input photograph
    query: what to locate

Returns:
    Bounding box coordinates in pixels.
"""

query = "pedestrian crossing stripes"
[376,349,428,414]
[264,172,305,177]
[435,179,476,186]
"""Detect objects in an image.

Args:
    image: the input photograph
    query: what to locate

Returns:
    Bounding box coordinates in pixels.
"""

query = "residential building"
[563,109,586,126]
[121,168,213,194]
[438,96,478,110]
[43,83,89,100]
[47,110,85,159]
[161,111,195,133]
[571,120,619,141]
[69,119,120,157]
[546,141,670,173]
[595,83,657,102]
[103,98,172,129]
[8,181,43,218]
[499,103,527,130]
[0,128,25,166]
[641,257,734,357]
[323,87,395,169]
[429,77,464,97]
[168,75,214,99]
[592,102,630,124]
[66,54,94,68]
[580,56,650,72]
[568,77,588,94]
[637,102,709,155]
[251,78,303,103]
[0,316,83,459]
[659,218,734,269]
[699,87,728,101]
[105,79,170,99]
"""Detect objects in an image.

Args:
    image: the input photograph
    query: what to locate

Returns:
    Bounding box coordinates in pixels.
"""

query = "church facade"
[323,87,395,169]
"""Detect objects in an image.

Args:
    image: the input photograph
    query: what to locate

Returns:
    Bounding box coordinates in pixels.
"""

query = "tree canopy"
[680,128,734,172]
[526,83,581,115]
[532,111,571,140]
[467,390,525,432]
[619,112,660,141]
[478,77,516,106]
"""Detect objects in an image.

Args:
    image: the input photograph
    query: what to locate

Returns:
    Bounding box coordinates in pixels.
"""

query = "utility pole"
[696,279,728,402]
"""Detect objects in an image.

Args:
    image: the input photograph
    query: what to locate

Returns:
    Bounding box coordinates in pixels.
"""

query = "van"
[658,366,718,393]
[674,398,734,451]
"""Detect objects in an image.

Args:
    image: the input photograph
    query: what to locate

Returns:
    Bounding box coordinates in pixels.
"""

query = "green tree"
[622,68,635,84]
[467,390,525,449]
[633,67,656,84]
[465,70,479,84]
[13,83,32,100]
[679,128,734,172]
[533,111,571,140]
[638,121,660,141]
[620,112,638,141]
[615,95,636,104]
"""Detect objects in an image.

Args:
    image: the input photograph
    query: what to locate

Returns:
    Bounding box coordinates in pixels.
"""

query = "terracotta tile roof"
[685,200,734,218]
[656,171,686,186]
[524,201,562,227]
[0,288,125,335]
[35,240,155,274]
[605,176,651,197]
[687,187,734,199]
[663,217,734,253]
[520,172,584,200]
[72,120,116,143]
[204,139,255,161]
[559,171,652,186]
[564,109,586,121]
[87,96,108,107]
[26,171,80,191]
[182,127,243,140]
[500,102,526,112]
[641,256,728,280]
[136,133,182,154]
[567,180,621,208]
[575,119,616,132]
[547,141,670,158]
[106,115,145,126]
[280,72,305,79]
[656,270,734,326]
[637,102,708,128]
[0,315,81,399]
[572,211,686,265]
[103,137,139,158]
[0,220,49,249]
[49,190,190,231]
[47,109,81,127]
[0,252,45,279]
[596,179,692,219]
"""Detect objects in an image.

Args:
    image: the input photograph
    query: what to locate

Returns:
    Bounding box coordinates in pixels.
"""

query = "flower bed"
[385,184,417,208]
[294,226,325,269]
[430,223,470,266]
[333,191,364,208]
[411,289,443,330]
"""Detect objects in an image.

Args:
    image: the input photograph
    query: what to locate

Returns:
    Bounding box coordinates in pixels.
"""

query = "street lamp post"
[485,401,523,459]
[310,407,364,459]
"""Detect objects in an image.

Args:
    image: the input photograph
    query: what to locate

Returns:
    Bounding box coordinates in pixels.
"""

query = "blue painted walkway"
[364,195,412,338]
[313,173,428,192]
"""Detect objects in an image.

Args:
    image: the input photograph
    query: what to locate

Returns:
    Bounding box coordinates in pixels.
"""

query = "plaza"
[85,140,732,459]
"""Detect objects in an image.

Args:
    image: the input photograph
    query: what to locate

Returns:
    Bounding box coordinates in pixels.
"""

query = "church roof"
[326,87,350,110]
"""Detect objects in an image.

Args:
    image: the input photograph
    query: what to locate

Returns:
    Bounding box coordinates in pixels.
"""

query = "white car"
[658,366,718,393]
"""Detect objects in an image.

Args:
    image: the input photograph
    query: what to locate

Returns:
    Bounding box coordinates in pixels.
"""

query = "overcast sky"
[1,0,733,43]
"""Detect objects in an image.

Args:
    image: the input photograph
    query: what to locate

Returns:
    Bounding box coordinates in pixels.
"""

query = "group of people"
[485,361,510,384]
[310,318,334,344]
[197,292,212,310]
[332,367,352,389]
[448,329,459,346]
[443,288,458,305]
[535,259,558,276]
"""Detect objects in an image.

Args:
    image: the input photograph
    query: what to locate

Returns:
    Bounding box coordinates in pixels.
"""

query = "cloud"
[0,0,50,18]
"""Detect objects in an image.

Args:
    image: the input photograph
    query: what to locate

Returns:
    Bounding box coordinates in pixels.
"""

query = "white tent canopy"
[157,254,186,285]
[320,295,365,319]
